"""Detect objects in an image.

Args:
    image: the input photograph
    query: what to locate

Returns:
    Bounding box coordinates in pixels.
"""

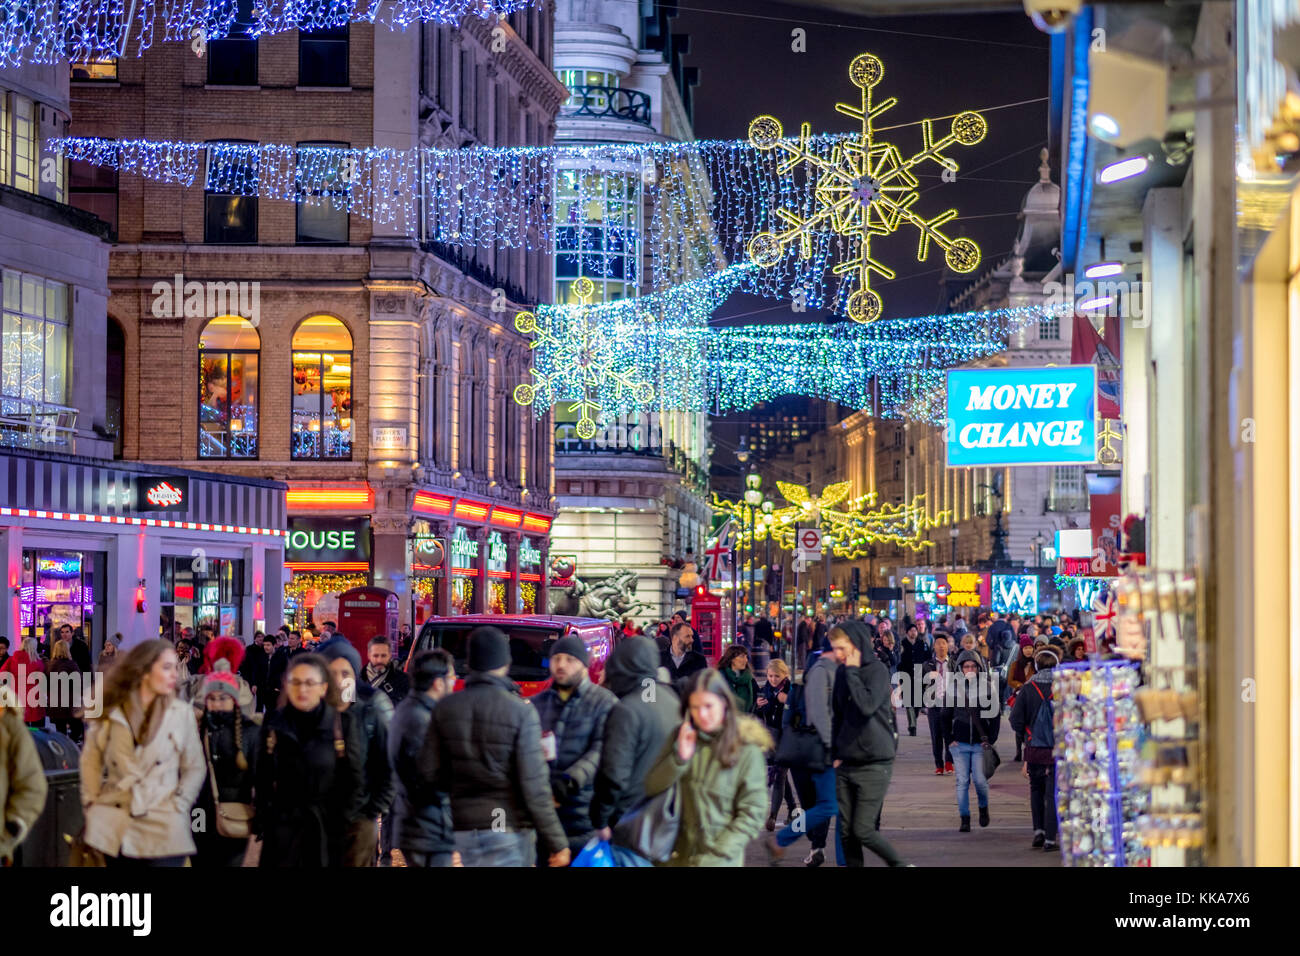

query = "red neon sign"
[413,491,454,515]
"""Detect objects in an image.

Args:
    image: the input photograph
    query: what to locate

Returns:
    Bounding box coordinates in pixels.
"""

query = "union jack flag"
[704,521,735,581]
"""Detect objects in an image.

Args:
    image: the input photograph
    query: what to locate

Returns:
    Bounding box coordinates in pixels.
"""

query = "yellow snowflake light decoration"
[713,480,946,556]
[746,52,986,323]
[512,276,655,440]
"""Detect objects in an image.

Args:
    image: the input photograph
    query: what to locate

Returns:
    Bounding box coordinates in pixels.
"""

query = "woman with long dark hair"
[643,668,771,866]
[79,640,206,866]
[717,645,757,715]
[253,653,364,867]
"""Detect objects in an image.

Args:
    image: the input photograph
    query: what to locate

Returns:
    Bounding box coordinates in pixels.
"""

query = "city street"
[745,710,1059,867]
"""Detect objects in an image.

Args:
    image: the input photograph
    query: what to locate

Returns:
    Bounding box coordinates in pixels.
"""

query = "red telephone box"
[690,586,723,665]
[337,587,399,661]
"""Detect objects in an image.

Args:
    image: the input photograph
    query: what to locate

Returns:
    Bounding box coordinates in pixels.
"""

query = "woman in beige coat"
[80,639,206,867]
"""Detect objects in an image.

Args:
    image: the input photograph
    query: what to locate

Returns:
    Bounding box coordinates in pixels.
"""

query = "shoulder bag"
[203,726,255,840]
[773,682,827,772]
[610,782,681,864]
[973,705,1001,779]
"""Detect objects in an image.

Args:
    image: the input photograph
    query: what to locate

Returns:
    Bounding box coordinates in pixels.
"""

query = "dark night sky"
[672,0,1052,324]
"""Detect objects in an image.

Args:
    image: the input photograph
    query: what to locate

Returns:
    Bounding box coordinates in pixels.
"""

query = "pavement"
[744,708,1062,867]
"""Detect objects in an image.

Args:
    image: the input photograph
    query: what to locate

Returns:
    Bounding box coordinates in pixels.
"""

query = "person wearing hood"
[590,636,681,865]
[1010,646,1061,851]
[643,668,771,866]
[1006,636,1036,761]
[718,644,757,714]
[0,677,47,865]
[418,627,570,867]
[530,635,617,858]
[826,621,909,867]
[192,662,259,866]
[940,649,1002,832]
[318,635,394,866]
[1065,636,1087,662]
[1,639,45,728]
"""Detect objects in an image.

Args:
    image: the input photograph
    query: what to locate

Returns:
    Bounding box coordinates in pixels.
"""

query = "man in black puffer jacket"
[530,635,617,857]
[828,620,908,868]
[389,649,457,867]
[418,627,569,867]
[590,637,681,840]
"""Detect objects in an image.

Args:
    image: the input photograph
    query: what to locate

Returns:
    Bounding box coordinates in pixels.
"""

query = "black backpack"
[1026,680,1055,750]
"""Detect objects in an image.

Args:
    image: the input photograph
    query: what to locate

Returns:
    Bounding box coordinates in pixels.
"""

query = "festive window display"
[198,315,259,458]
[519,580,537,614]
[450,576,474,615]
[284,570,367,629]
[291,315,352,459]
[1,269,69,416]
[489,580,506,614]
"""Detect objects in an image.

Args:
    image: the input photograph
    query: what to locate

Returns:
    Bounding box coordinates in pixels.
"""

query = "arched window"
[199,316,259,459]
[292,315,352,459]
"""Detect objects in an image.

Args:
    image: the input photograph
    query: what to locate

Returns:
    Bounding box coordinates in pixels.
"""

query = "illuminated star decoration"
[712,480,945,557]
[745,52,987,323]
[512,277,655,440]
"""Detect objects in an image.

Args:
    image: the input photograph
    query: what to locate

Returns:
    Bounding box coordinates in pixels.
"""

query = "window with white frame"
[1049,466,1086,510]
[0,92,37,194]
[1,270,69,415]
[554,165,640,303]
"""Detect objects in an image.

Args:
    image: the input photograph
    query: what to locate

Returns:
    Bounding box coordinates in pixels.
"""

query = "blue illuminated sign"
[946,365,1097,467]
[992,574,1039,615]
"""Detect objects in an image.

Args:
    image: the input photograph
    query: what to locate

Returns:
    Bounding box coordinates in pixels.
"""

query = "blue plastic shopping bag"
[571,837,615,867]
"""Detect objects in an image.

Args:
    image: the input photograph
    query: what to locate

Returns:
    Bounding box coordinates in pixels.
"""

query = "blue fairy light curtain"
[0,0,541,68]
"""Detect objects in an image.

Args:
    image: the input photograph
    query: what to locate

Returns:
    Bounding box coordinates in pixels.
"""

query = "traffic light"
[850,567,861,602]
[766,564,784,602]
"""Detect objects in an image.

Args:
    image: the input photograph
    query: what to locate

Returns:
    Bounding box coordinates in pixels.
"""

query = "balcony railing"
[0,399,79,452]
[421,240,529,306]
[1043,495,1090,514]
[562,85,652,126]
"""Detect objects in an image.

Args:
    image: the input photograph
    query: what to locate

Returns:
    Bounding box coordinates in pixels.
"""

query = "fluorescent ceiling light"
[1077,296,1114,311]
[1084,262,1124,279]
[1098,156,1149,184]
[1090,113,1121,141]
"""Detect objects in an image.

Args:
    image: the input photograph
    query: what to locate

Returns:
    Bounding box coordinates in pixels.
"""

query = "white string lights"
[0,0,541,68]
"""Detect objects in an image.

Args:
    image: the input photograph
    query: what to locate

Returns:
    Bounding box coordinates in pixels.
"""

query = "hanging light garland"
[713,480,946,557]
[1,0,543,68]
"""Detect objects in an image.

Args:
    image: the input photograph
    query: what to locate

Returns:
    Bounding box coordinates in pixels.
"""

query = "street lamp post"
[761,501,773,616]
[1033,532,1046,568]
[744,472,762,623]
[950,526,959,568]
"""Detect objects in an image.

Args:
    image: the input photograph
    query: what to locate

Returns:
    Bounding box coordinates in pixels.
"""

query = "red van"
[403,615,619,697]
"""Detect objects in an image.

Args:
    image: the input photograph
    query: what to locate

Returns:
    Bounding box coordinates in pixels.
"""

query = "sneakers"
[978,806,990,828]
[765,816,776,832]
[1031,831,1046,848]
[934,767,945,775]
[803,848,825,868]
[1043,840,1060,852]
[959,816,971,833]
[944,762,954,774]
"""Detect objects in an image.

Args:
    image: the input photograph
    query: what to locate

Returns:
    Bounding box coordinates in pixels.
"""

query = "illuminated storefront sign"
[946,366,1098,467]
[135,476,190,512]
[943,572,990,608]
[519,540,541,570]
[286,517,371,563]
[915,573,938,605]
[412,535,445,578]
[487,531,509,574]
[450,527,479,569]
[992,574,1039,615]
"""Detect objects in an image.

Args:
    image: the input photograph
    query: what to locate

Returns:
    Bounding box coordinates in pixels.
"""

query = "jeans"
[454,829,538,867]
[404,850,455,867]
[952,742,988,817]
[1028,762,1058,840]
[779,766,844,865]
[836,762,906,867]
[904,706,920,734]
[927,709,952,769]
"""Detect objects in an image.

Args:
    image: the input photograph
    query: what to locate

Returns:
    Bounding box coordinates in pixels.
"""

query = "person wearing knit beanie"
[317,634,363,680]
[548,635,588,667]
[468,627,511,673]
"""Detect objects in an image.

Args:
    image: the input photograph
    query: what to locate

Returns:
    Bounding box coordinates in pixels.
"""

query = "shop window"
[199,316,260,459]
[204,141,258,244]
[208,0,258,86]
[292,315,353,459]
[20,550,106,651]
[1,269,69,417]
[1038,314,1061,340]
[296,142,349,243]
[160,555,245,637]
[299,25,349,87]
[70,156,118,235]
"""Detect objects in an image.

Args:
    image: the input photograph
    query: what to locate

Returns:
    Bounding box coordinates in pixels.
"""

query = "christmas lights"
[713,481,945,556]
[746,52,985,322]
[1,0,544,68]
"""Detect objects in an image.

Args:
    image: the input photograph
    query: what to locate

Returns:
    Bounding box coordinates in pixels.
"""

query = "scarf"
[364,663,388,688]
